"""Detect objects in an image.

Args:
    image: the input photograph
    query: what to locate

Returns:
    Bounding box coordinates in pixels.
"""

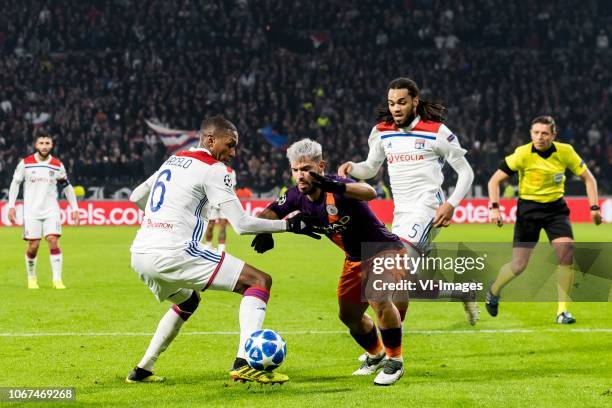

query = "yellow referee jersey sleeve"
[501,142,587,202]
[562,144,587,176]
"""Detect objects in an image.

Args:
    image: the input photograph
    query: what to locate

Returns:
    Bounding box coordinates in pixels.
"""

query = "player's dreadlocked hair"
[375,77,446,124]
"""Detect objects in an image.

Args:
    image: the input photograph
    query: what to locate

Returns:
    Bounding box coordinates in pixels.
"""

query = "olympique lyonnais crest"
[415,139,425,149]
[49,170,55,176]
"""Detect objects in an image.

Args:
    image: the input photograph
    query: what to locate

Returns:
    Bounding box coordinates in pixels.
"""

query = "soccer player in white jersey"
[126,116,319,385]
[7,130,80,289]
[203,168,236,252]
[338,77,478,322]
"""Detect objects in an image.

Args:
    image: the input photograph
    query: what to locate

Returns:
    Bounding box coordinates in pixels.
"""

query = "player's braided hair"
[376,77,446,124]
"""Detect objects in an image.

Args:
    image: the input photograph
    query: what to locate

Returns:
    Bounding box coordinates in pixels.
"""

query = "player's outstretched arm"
[579,169,602,225]
[220,199,286,235]
[309,172,376,201]
[344,182,377,201]
[487,169,510,227]
[339,155,384,180]
[339,131,385,179]
[221,199,321,238]
[130,174,157,211]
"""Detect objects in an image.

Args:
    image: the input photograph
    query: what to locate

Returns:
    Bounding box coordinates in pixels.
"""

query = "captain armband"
[57,178,71,191]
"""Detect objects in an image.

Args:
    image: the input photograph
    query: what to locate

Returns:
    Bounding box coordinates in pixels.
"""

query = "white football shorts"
[23,216,62,240]
[392,209,440,254]
[131,244,245,302]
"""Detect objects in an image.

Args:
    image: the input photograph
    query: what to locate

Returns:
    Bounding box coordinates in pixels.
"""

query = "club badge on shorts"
[415,139,425,149]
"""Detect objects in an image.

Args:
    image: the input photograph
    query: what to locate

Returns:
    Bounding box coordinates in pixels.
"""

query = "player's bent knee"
[338,302,368,330]
[172,291,200,321]
[234,264,273,294]
[253,271,272,290]
[338,311,361,329]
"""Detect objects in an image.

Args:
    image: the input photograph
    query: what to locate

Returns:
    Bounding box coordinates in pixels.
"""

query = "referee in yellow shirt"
[486,115,602,324]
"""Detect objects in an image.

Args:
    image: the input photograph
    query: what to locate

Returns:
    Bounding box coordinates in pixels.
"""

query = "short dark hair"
[200,115,237,136]
[33,129,53,142]
[531,115,557,134]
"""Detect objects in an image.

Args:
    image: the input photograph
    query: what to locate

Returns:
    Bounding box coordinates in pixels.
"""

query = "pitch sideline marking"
[0,328,610,337]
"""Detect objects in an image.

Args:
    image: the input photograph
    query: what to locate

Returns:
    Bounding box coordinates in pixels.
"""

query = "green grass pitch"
[0,224,610,407]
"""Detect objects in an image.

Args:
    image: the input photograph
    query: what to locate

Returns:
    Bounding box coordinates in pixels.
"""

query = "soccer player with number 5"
[338,78,478,321]
[126,116,320,385]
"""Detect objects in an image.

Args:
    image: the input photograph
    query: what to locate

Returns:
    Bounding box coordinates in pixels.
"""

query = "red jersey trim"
[23,154,62,167]
[376,122,399,132]
[175,150,219,165]
[49,156,62,167]
[413,120,442,133]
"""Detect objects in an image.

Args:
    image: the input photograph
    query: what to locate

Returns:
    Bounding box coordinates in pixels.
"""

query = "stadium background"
[0,1,611,406]
[0,0,611,202]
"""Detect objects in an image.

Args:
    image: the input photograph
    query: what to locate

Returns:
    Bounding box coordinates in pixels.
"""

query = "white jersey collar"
[34,153,53,163]
[402,115,421,132]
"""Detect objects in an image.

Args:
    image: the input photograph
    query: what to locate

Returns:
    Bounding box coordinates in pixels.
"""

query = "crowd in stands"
[0,0,610,199]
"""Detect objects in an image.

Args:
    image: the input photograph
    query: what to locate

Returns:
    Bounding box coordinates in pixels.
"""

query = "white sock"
[138,308,185,372]
[50,251,62,281]
[218,243,226,252]
[25,255,37,278]
[204,241,212,249]
[236,287,269,359]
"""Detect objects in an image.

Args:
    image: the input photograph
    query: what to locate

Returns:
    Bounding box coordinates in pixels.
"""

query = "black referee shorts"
[513,198,573,248]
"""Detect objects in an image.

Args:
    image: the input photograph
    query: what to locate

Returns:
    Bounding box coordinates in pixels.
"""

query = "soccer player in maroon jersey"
[252,138,407,386]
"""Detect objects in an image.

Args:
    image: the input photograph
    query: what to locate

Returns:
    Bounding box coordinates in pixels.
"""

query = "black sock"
[350,326,382,356]
[232,357,248,369]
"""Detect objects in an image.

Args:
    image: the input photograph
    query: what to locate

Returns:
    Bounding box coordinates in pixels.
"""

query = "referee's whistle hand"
[489,209,503,227]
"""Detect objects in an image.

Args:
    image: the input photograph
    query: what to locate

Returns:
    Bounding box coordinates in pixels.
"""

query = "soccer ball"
[244,329,287,371]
